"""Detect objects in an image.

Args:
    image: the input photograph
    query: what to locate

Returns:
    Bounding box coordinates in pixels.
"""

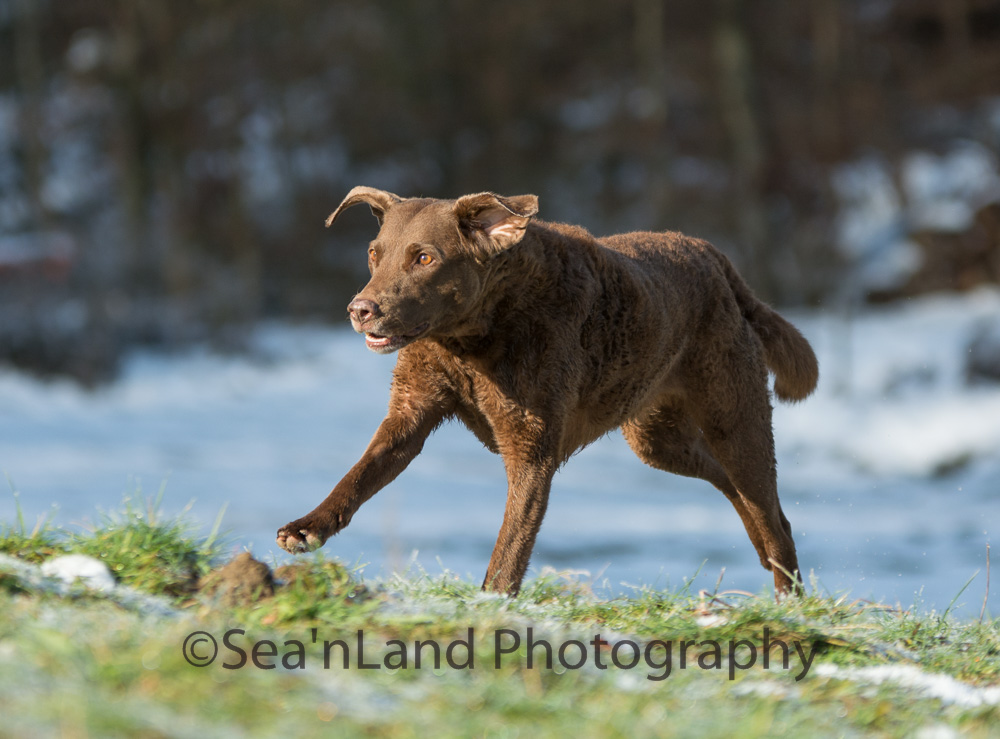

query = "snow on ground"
[831,141,1000,293]
[775,288,1000,479]
[0,290,997,616]
[813,664,1000,709]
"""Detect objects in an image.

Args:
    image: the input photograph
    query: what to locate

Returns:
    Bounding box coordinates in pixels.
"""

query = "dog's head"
[325,186,539,353]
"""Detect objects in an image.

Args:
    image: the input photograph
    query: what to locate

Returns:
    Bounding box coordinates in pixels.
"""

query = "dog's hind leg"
[622,403,771,573]
[686,339,802,595]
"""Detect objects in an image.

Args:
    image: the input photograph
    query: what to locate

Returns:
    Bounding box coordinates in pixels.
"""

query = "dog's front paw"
[276,512,346,554]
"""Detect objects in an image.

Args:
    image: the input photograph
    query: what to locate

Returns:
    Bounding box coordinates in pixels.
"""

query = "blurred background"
[2,0,999,379]
[1,0,998,613]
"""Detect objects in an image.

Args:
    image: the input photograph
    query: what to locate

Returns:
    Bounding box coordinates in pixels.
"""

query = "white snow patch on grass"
[814,663,1000,709]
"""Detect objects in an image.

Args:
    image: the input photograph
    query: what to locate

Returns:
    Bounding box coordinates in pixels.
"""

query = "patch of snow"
[731,680,798,699]
[695,613,727,628]
[832,156,903,259]
[857,239,923,292]
[0,553,177,617]
[902,142,1000,231]
[40,553,116,592]
[915,726,960,739]
[831,156,916,292]
[831,142,1000,291]
[814,663,1000,709]
[775,288,1000,478]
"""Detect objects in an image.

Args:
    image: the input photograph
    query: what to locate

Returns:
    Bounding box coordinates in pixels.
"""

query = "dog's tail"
[711,247,819,403]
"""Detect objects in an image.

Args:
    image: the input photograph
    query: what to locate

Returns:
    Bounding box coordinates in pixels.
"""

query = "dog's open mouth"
[363,322,430,353]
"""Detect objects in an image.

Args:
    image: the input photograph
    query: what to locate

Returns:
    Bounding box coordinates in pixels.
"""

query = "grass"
[0,494,998,738]
[0,489,66,563]
[66,491,225,597]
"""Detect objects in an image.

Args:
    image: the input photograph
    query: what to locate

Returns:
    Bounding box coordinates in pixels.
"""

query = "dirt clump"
[198,552,275,607]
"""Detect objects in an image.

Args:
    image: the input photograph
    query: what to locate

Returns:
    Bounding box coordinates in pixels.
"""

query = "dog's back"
[594,229,818,404]
[517,223,818,428]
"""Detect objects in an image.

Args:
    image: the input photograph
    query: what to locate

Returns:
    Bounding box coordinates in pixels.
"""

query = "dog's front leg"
[277,395,451,554]
[482,435,559,596]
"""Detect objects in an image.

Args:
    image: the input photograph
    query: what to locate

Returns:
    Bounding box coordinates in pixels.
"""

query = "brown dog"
[277,187,819,596]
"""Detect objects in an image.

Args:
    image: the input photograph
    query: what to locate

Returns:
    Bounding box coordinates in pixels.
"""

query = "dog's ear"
[454,192,539,251]
[325,186,403,228]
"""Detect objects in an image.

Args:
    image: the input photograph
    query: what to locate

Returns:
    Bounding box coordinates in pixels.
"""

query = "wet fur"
[277,188,819,596]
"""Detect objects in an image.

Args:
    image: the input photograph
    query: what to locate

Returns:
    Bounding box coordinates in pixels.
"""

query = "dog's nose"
[348,298,381,324]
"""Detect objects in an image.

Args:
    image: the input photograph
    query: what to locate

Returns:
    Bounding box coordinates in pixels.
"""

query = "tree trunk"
[13,0,48,229]
[712,0,775,299]
[633,0,672,225]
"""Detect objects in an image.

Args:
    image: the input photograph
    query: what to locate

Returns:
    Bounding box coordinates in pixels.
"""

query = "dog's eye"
[368,248,377,260]
[417,253,434,266]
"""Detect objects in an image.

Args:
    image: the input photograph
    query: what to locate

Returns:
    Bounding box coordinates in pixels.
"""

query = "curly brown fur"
[277,187,819,596]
